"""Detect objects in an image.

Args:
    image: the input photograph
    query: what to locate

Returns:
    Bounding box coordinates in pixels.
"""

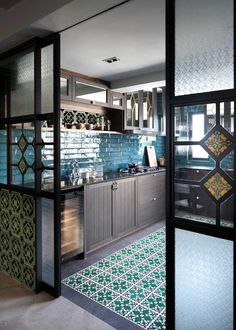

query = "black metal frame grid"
[0,34,61,297]
[166,0,236,328]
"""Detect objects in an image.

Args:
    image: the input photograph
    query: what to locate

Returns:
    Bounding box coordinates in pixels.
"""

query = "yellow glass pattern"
[204,130,232,157]
[18,135,27,152]
[18,158,27,174]
[204,172,232,200]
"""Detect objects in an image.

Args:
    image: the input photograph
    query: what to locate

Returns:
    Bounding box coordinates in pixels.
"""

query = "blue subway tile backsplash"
[59,131,166,176]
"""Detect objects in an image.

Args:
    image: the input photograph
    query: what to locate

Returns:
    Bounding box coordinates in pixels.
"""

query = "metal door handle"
[153,197,157,201]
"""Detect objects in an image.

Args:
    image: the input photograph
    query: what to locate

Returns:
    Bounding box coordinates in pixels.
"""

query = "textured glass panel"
[221,195,234,228]
[126,92,139,127]
[220,102,234,135]
[41,198,54,287]
[143,91,154,129]
[175,145,214,181]
[175,229,233,330]
[175,183,216,225]
[10,51,35,116]
[42,169,54,191]
[221,151,234,179]
[0,127,7,184]
[175,0,234,95]
[41,45,54,114]
[175,104,216,142]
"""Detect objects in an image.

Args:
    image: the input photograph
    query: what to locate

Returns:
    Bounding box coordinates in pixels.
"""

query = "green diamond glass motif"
[18,135,28,152]
[203,129,232,158]
[18,158,28,174]
[204,172,232,200]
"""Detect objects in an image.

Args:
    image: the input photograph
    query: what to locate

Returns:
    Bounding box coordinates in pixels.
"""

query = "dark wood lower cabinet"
[84,172,166,253]
[113,177,136,236]
[137,172,166,226]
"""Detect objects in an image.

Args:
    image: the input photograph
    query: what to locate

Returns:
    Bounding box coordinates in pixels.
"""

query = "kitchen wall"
[58,131,166,176]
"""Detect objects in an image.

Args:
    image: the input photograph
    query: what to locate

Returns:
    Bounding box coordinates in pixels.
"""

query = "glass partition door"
[166,0,235,328]
[0,34,61,297]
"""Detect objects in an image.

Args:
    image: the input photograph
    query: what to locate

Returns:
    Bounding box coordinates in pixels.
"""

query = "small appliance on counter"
[118,163,159,175]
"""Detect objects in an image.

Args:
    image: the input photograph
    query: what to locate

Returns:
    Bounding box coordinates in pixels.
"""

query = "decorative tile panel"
[203,172,232,201]
[0,189,36,290]
[202,128,232,158]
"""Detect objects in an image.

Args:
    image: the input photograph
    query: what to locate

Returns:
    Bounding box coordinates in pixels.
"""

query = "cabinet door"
[113,178,136,236]
[85,182,112,251]
[137,172,166,226]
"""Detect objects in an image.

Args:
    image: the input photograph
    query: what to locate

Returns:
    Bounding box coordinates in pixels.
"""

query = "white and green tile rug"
[62,227,166,329]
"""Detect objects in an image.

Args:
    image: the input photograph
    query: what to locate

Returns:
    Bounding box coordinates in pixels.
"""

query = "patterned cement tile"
[117,258,140,270]
[105,264,127,277]
[148,312,166,330]
[62,273,88,288]
[132,264,156,277]
[108,296,137,316]
[62,227,166,329]
[122,285,150,304]
[141,293,166,314]
[139,277,162,292]
[119,271,143,284]
[92,273,116,286]
[107,278,132,294]
[74,280,104,297]
[91,287,120,306]
[127,305,159,329]
[80,266,105,279]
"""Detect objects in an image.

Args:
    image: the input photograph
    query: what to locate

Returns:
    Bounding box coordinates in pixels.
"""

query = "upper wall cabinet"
[60,69,124,110]
[124,88,166,135]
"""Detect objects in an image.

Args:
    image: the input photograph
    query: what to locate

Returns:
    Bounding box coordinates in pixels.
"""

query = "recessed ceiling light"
[102,56,120,64]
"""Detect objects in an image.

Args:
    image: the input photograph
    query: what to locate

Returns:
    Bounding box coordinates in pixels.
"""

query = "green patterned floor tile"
[94,260,115,271]
[132,264,155,276]
[124,285,150,303]
[105,264,127,277]
[76,280,103,297]
[80,266,104,279]
[107,278,132,294]
[62,226,166,329]
[141,293,166,314]
[92,273,116,286]
[148,312,166,330]
[104,253,124,263]
[120,271,142,284]
[118,258,140,270]
[91,287,120,306]
[108,296,137,316]
[130,252,147,262]
[149,268,166,282]
[142,246,157,255]
[127,305,158,329]
[154,284,166,299]
[139,277,161,292]
[62,273,88,288]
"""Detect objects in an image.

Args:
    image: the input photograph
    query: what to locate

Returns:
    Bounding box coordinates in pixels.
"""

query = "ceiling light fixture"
[102,56,120,64]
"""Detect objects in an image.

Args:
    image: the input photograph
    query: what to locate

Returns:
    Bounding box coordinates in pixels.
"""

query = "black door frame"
[165,0,235,328]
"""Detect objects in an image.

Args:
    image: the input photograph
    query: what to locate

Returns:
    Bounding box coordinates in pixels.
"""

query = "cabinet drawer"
[137,172,165,203]
[138,191,165,225]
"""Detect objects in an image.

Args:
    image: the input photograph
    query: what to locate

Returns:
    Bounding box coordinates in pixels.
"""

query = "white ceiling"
[60,0,165,82]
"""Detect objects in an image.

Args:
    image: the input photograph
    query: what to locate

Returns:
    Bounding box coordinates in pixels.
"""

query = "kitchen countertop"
[60,168,166,193]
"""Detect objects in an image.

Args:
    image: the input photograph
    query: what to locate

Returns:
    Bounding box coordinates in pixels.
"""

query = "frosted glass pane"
[10,52,35,116]
[175,0,234,96]
[41,45,54,114]
[175,229,233,330]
